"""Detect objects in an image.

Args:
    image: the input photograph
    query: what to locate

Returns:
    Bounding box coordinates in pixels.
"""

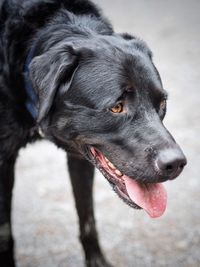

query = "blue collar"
[24,46,39,120]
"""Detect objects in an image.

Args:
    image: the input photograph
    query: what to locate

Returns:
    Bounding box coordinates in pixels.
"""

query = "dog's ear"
[119,33,153,59]
[29,46,79,123]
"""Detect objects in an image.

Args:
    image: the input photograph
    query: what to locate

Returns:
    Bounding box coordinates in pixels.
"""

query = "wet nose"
[155,148,187,179]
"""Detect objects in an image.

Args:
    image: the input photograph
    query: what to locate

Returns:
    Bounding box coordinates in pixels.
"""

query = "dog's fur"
[0,1,186,266]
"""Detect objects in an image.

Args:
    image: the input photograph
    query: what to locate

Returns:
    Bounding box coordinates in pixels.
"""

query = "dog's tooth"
[115,169,123,177]
[108,162,116,170]
[105,157,109,162]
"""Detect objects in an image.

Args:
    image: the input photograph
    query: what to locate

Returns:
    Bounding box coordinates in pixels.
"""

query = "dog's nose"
[155,148,187,179]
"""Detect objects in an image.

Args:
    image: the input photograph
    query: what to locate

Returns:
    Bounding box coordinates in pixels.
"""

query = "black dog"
[0,0,187,266]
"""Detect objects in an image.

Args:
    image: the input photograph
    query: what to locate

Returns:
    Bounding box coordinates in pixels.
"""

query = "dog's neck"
[24,44,39,120]
[24,43,45,138]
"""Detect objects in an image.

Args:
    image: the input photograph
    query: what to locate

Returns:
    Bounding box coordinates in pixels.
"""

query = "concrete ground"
[13,0,200,266]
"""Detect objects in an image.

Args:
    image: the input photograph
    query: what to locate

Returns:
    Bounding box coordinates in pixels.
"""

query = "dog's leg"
[68,154,112,267]
[0,156,16,267]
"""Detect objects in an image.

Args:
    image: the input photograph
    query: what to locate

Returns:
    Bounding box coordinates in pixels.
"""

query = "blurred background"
[14,0,200,266]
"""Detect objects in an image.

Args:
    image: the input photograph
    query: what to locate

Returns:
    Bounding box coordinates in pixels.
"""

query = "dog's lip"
[88,146,168,218]
[88,146,141,209]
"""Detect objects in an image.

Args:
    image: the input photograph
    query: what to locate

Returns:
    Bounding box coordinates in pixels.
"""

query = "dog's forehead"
[69,55,124,107]
[69,40,163,108]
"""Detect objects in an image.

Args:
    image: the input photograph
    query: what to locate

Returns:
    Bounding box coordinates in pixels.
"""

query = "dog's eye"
[160,99,166,111]
[159,99,167,119]
[110,102,124,113]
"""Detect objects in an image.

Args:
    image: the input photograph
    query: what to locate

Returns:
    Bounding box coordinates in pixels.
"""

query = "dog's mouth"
[89,147,167,218]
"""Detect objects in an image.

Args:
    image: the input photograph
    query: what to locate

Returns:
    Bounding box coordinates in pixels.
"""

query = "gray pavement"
[13,1,200,266]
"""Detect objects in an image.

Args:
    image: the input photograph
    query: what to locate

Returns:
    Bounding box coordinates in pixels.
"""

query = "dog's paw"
[86,255,113,267]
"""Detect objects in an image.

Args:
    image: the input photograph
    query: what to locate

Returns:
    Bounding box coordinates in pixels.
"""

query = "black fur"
[0,1,186,266]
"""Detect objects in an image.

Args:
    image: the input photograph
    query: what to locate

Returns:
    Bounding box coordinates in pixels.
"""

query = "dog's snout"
[155,148,187,179]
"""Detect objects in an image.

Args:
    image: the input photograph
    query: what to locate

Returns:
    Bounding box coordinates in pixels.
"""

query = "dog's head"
[29,33,187,218]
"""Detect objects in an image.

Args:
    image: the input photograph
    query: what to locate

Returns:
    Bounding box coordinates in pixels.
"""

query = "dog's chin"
[87,146,141,210]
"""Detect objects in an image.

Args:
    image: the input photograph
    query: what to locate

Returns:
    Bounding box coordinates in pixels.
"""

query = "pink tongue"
[123,175,167,218]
